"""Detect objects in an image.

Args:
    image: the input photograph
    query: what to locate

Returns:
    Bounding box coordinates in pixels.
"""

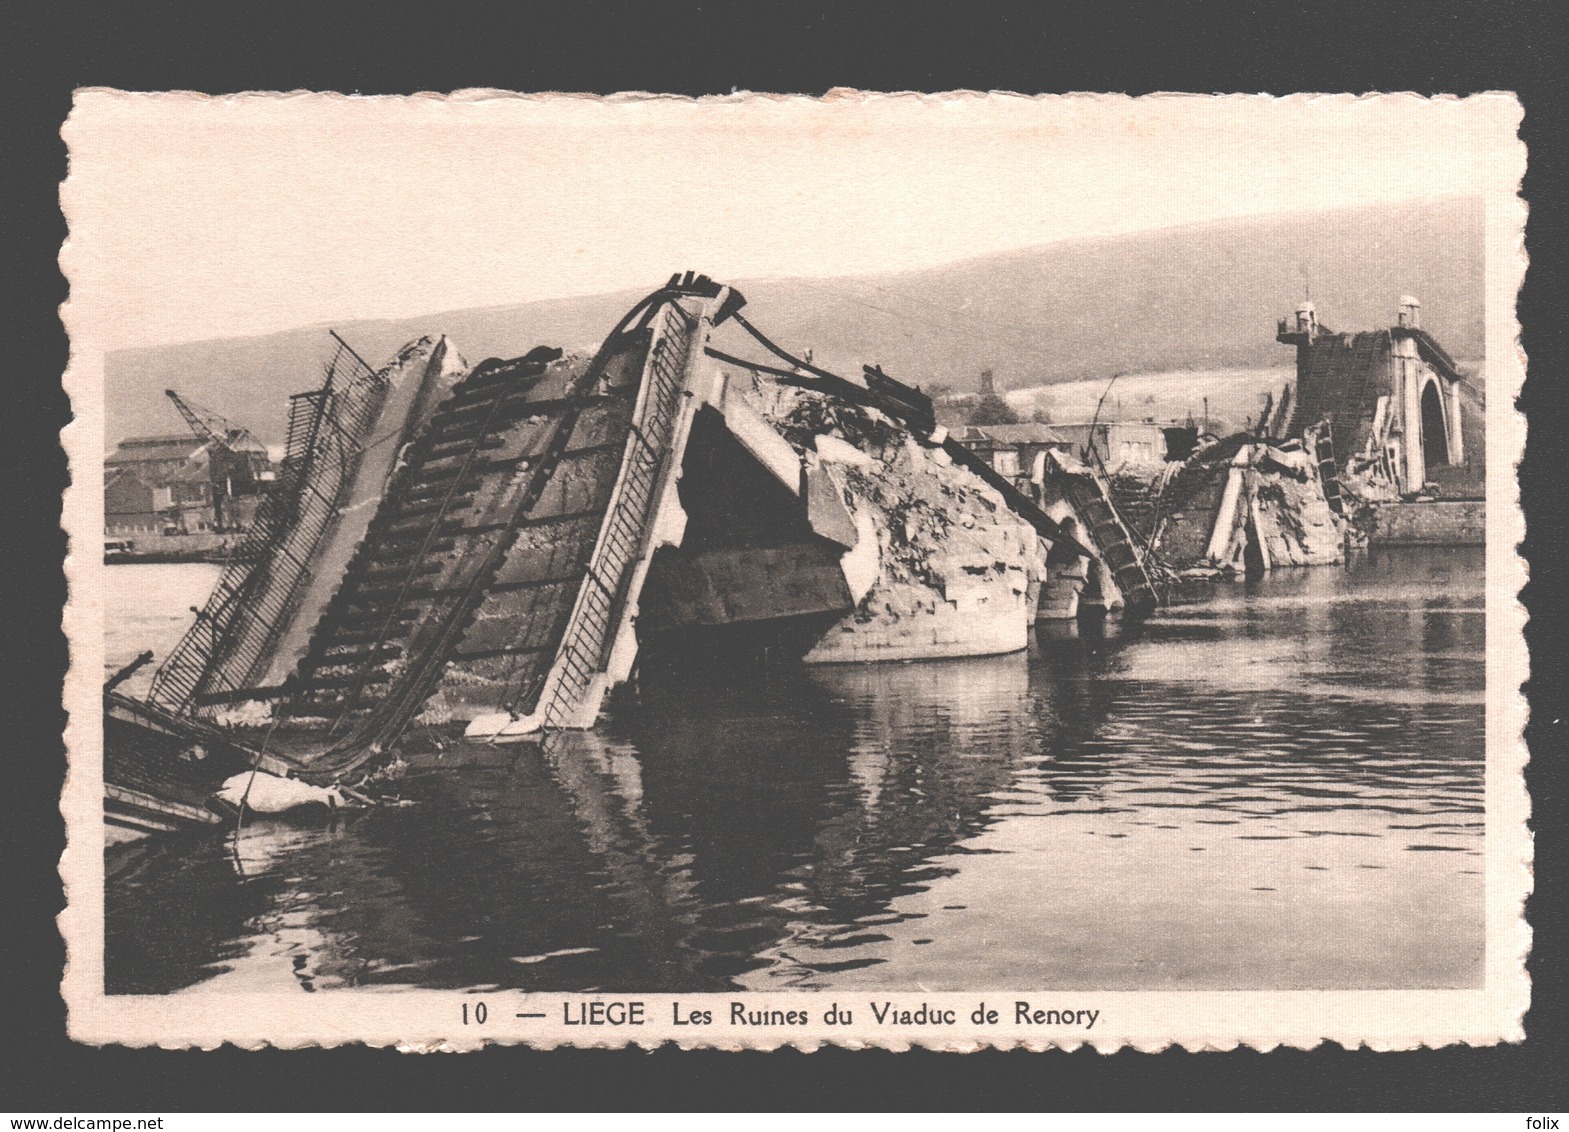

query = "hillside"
[1004,368,1298,435]
[105,197,1484,446]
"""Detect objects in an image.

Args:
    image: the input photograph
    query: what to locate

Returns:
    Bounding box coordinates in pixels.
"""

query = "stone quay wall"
[1369,500,1486,546]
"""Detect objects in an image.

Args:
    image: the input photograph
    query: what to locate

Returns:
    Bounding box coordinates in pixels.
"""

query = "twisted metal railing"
[533,302,694,731]
[146,337,385,714]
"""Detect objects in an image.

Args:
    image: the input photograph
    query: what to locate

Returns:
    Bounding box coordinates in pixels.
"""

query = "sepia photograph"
[58,91,1527,1049]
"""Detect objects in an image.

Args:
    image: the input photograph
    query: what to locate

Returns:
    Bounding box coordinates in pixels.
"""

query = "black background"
[5,0,1566,1112]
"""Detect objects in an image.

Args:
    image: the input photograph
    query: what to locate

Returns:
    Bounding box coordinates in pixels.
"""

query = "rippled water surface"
[104,549,1485,994]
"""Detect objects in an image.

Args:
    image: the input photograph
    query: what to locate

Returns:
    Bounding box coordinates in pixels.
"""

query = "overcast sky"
[64,92,1519,351]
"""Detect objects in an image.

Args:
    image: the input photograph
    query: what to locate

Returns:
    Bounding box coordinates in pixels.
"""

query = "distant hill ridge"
[105,197,1483,446]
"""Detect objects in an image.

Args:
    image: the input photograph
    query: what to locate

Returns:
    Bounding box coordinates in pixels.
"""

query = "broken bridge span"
[145,276,1151,786]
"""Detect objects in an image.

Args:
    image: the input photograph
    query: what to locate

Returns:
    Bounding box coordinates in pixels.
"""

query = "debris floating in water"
[216,772,347,815]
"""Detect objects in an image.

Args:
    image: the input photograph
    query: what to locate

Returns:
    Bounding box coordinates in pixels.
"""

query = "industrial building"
[103,396,273,541]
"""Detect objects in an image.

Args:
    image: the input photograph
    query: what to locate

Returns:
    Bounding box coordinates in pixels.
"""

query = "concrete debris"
[741,381,1044,663]
[1111,433,1343,576]
[215,771,348,815]
[813,434,876,469]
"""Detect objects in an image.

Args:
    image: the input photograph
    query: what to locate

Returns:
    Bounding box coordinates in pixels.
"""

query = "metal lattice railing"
[146,340,387,714]
[536,303,693,731]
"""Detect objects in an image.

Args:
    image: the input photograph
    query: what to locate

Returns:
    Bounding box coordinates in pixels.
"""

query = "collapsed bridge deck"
[148,276,1143,785]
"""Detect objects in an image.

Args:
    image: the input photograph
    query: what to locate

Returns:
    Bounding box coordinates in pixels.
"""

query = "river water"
[104,549,1485,994]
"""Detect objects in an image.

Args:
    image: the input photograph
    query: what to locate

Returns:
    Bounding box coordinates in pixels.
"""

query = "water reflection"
[105,549,1485,994]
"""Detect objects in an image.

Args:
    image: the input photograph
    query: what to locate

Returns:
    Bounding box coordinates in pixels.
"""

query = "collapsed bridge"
[146,277,1153,785]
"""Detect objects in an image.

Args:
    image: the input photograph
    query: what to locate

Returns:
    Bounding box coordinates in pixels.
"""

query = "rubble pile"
[1103,467,1164,541]
[1111,434,1344,576]
[1133,446,1236,566]
[1250,469,1342,567]
[748,381,1045,662]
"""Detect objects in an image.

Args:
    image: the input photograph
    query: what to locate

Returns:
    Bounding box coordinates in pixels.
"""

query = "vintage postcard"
[59,90,1528,1050]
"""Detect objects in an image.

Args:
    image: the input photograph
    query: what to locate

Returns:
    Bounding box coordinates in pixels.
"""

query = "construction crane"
[165,390,268,532]
[166,389,263,452]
